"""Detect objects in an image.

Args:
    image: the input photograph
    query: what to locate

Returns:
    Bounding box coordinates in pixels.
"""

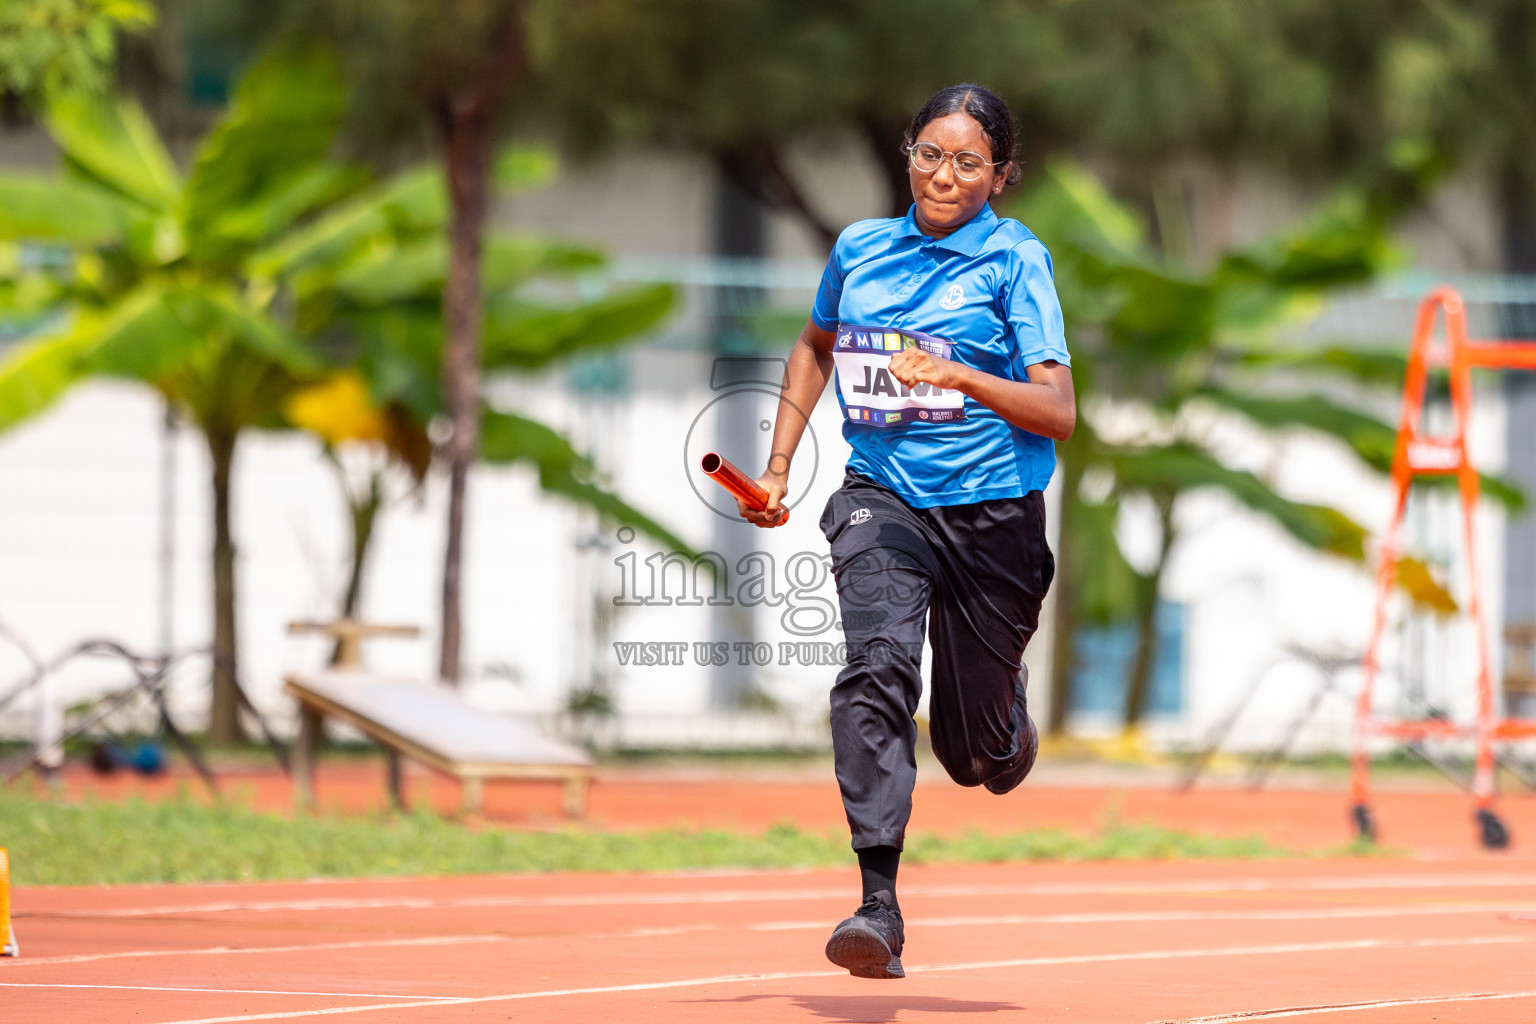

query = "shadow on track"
[680,993,1024,1022]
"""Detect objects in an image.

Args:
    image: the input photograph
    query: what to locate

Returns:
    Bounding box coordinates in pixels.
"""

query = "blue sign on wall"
[1069,602,1185,718]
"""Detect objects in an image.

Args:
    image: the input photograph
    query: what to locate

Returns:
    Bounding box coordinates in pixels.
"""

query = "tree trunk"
[1499,164,1536,660]
[342,470,383,619]
[1047,453,1083,736]
[330,468,383,666]
[436,10,527,685]
[715,140,838,253]
[1122,493,1176,730]
[438,103,491,685]
[857,112,914,218]
[207,426,245,743]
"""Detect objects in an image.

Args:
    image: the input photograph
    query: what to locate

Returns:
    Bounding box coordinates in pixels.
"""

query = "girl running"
[739,83,1075,979]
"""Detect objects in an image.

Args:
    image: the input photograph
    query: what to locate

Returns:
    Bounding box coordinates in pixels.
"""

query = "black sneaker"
[984,669,1039,795]
[825,889,905,979]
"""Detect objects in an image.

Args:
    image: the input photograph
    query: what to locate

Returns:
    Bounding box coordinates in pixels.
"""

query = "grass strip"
[0,788,1369,887]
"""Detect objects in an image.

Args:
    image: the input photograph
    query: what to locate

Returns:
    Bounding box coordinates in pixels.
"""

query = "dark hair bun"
[904,84,1023,187]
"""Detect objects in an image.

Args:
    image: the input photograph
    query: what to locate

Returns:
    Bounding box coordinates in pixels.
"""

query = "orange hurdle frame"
[1352,286,1536,848]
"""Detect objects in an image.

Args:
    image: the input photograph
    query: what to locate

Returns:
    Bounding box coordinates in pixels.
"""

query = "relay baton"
[701,452,788,523]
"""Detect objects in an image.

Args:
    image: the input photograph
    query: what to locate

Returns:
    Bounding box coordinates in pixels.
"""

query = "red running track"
[8,857,1536,1023]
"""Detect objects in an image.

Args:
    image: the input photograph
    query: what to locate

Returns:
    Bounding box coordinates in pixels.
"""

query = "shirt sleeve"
[1003,239,1071,373]
[810,232,848,331]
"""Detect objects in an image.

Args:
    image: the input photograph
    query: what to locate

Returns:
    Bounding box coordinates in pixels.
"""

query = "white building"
[2,133,1531,760]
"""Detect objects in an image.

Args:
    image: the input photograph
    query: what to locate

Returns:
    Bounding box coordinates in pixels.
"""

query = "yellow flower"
[285,372,388,446]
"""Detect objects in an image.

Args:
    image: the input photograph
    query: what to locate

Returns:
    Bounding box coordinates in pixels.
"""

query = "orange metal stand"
[1352,286,1536,848]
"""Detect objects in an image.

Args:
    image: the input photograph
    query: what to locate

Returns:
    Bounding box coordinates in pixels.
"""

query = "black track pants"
[820,470,1054,851]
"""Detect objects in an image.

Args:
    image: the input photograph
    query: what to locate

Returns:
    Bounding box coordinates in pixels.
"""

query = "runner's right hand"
[738,474,789,528]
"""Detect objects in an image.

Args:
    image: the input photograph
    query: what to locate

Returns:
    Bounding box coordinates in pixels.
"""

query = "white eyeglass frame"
[903,140,1003,182]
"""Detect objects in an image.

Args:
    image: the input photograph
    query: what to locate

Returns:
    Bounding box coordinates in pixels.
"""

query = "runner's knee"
[933,750,988,788]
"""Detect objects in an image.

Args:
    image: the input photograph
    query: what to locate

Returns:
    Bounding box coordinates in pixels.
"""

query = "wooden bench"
[285,621,592,816]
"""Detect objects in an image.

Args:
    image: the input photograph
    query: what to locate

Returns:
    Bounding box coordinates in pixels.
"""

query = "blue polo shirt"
[811,203,1070,508]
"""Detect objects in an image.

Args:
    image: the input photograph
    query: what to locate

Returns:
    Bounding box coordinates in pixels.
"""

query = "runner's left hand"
[890,347,965,391]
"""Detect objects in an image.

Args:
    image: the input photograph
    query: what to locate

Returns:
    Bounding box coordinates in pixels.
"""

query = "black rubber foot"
[825,920,904,979]
[1351,803,1376,843]
[1477,808,1511,850]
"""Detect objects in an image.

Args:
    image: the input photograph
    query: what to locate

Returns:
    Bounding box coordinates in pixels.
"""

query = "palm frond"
[481,409,698,554]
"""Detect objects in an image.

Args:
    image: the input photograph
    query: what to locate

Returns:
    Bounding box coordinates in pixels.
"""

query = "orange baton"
[701,452,787,523]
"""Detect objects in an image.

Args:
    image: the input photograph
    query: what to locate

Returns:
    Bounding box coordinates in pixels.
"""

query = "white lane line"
[750,903,1536,931]
[0,982,459,1000]
[151,973,844,1023]
[621,924,720,937]
[36,872,1536,919]
[0,926,728,971]
[0,934,505,969]
[36,891,855,918]
[6,905,1521,972]
[151,933,1531,1024]
[11,904,1509,970]
[1149,988,1536,1022]
[901,934,1522,974]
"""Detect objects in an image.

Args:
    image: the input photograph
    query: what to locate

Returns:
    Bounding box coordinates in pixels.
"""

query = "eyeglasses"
[904,141,1000,182]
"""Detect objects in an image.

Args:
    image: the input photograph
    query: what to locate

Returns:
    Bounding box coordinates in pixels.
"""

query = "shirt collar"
[896,202,999,256]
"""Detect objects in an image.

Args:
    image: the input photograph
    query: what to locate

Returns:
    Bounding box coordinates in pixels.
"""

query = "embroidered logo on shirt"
[939,284,965,310]
[850,508,872,525]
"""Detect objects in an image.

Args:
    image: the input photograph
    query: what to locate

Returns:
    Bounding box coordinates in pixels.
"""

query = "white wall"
[1,135,1520,753]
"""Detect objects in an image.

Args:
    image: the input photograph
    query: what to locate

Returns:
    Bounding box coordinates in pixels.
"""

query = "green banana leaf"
[1197,386,1400,468]
[484,283,673,370]
[247,143,558,285]
[1013,159,1146,257]
[0,175,135,246]
[194,287,325,376]
[1108,442,1369,560]
[0,281,290,430]
[0,316,98,430]
[1197,384,1525,511]
[181,48,348,261]
[204,163,369,250]
[1215,218,1392,294]
[494,146,559,192]
[346,308,444,420]
[483,237,604,289]
[244,167,445,281]
[481,409,697,555]
[1232,344,1410,388]
[77,282,204,382]
[1071,497,1144,624]
[1101,262,1216,363]
[31,281,323,388]
[45,92,179,212]
[330,235,604,306]
[345,284,673,410]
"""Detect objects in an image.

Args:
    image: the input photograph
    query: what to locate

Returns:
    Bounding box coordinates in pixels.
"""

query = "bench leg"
[562,774,589,818]
[294,706,322,811]
[462,776,484,816]
[385,750,406,811]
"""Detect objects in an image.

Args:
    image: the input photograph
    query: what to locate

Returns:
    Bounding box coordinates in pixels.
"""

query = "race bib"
[833,324,966,428]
